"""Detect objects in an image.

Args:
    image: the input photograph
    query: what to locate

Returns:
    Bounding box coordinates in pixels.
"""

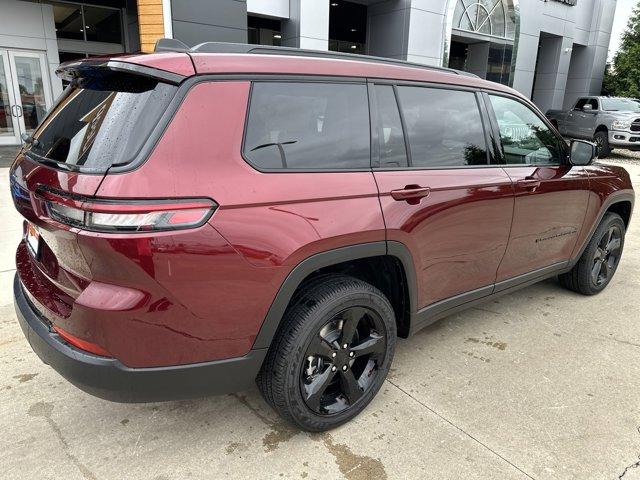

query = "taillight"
[38,189,216,232]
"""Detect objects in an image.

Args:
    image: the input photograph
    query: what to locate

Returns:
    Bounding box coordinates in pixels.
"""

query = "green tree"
[603,1,640,98]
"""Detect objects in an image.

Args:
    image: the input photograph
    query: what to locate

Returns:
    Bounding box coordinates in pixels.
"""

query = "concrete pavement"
[0,159,639,480]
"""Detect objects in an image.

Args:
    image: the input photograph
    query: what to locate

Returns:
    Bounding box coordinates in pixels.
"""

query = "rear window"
[243,82,370,170]
[27,73,176,171]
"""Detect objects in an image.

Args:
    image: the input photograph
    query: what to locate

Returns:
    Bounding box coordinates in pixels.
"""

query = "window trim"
[371,82,492,171]
[241,79,374,173]
[483,90,569,167]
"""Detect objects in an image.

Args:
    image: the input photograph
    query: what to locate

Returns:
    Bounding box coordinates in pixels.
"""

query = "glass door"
[0,51,20,145]
[7,51,53,139]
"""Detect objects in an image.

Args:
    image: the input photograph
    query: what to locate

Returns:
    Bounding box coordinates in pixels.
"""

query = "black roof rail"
[153,38,477,78]
[155,38,190,53]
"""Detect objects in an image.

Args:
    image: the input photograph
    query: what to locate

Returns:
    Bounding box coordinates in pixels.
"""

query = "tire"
[559,212,625,295]
[257,274,396,431]
[594,131,611,158]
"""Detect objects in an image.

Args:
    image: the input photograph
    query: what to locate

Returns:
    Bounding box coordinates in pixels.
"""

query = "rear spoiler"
[55,59,185,85]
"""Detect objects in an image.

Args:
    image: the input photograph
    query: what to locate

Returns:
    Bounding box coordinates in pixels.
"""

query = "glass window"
[27,73,176,171]
[374,85,407,168]
[573,98,588,110]
[396,86,488,167]
[0,59,16,139]
[587,98,599,110]
[83,6,123,44]
[52,3,84,41]
[601,97,640,112]
[489,95,564,165]
[243,82,370,170]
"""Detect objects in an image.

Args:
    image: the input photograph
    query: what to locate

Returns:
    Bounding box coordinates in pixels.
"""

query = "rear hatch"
[10,57,187,326]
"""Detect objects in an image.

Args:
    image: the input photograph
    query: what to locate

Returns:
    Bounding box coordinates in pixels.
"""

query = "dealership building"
[0,0,616,146]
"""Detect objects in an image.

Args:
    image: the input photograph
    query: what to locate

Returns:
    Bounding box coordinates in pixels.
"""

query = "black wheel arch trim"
[571,190,634,266]
[252,241,419,350]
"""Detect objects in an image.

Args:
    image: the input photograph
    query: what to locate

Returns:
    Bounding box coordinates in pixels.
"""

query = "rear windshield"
[27,73,177,171]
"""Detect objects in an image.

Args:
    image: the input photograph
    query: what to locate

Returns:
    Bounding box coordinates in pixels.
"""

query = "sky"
[609,0,639,61]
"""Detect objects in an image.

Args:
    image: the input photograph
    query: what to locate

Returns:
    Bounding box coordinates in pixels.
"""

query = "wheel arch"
[595,124,609,134]
[607,200,633,228]
[572,192,635,263]
[252,241,418,349]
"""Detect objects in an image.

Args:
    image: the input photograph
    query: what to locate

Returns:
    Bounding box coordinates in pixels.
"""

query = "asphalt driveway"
[0,158,639,480]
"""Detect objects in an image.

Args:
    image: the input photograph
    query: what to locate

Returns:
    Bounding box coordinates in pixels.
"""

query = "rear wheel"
[559,212,625,295]
[257,275,396,431]
[594,131,611,158]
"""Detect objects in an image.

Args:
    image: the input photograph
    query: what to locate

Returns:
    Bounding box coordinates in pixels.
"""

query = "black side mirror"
[570,139,596,166]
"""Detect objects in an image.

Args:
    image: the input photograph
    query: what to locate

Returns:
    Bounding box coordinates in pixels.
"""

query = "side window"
[396,86,488,167]
[373,85,408,168]
[243,82,370,170]
[489,95,564,165]
[574,98,587,110]
[587,98,599,110]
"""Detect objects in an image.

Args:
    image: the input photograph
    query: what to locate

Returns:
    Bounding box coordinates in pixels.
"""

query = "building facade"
[0,0,616,146]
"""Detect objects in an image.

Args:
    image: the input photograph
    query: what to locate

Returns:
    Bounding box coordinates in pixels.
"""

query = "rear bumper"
[14,274,266,403]
[609,131,640,150]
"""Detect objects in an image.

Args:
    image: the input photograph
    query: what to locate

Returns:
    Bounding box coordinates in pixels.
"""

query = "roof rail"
[153,38,477,78]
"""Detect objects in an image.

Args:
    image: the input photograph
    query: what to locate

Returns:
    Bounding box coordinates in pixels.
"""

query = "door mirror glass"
[570,140,596,166]
[582,104,593,112]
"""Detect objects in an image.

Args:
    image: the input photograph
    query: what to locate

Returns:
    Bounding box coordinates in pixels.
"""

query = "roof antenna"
[154,38,190,53]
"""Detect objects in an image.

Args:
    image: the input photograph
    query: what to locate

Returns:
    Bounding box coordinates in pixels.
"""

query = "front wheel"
[257,275,396,431]
[559,212,625,295]
[594,131,611,158]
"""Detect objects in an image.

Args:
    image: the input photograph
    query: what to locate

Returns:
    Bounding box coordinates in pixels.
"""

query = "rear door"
[370,82,514,311]
[484,93,591,285]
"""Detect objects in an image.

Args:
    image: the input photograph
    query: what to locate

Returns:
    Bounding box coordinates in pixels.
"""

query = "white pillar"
[282,0,329,50]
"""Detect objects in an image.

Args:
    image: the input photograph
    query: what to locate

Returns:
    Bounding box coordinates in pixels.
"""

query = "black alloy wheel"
[591,224,622,286]
[257,275,396,431]
[301,306,386,415]
[559,212,626,295]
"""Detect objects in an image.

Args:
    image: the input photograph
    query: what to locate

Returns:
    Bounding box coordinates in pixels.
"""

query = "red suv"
[10,42,634,431]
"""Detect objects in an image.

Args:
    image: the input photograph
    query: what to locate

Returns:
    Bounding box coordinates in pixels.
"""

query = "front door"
[486,93,591,282]
[371,83,514,310]
[574,98,599,139]
[0,50,52,145]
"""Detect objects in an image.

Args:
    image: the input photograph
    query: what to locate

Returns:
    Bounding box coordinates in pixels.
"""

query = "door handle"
[517,178,541,190]
[15,105,22,117]
[390,185,431,203]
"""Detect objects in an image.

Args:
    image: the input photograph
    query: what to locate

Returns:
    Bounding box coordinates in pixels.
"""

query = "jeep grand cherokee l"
[10,41,634,432]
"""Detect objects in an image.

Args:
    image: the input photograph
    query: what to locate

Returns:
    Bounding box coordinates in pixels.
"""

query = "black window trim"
[241,79,374,173]
[482,90,569,167]
[369,80,494,171]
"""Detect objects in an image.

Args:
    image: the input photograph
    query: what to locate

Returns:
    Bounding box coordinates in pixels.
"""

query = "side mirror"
[582,104,593,112]
[570,139,596,166]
